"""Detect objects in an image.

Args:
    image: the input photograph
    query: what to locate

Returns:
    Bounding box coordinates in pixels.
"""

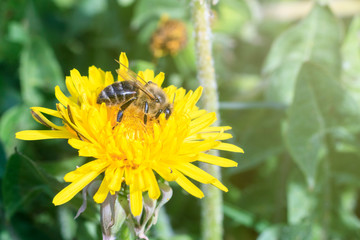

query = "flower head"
[16,53,243,216]
[150,17,188,58]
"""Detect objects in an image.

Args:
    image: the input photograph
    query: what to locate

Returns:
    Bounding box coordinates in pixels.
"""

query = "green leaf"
[224,204,254,227]
[263,4,341,104]
[331,152,360,186]
[212,0,250,35]
[2,151,98,221]
[258,224,317,240]
[78,0,107,16]
[132,60,155,73]
[224,203,269,232]
[20,36,65,106]
[284,62,360,186]
[7,21,29,44]
[116,0,134,7]
[52,0,77,9]
[2,152,60,219]
[227,108,284,173]
[0,105,34,156]
[0,142,6,178]
[278,224,315,240]
[336,190,360,239]
[58,206,77,240]
[287,182,315,225]
[341,16,360,105]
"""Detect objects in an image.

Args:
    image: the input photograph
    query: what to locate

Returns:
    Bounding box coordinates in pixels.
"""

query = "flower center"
[106,105,160,169]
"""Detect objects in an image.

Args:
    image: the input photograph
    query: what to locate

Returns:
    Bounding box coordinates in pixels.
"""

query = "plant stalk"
[192,1,223,240]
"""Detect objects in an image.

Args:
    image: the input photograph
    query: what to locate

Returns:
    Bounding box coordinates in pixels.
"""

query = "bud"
[119,182,173,239]
[101,193,126,240]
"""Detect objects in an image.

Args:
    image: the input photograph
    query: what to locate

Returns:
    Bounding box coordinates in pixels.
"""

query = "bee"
[97,61,173,124]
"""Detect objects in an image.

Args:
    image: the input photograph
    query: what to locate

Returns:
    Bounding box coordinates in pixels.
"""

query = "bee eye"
[155,98,160,103]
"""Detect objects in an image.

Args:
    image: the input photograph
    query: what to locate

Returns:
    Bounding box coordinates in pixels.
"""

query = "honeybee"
[97,61,173,124]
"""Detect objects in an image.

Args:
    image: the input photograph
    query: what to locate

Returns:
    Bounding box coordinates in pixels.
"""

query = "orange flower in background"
[150,17,188,58]
[16,52,243,216]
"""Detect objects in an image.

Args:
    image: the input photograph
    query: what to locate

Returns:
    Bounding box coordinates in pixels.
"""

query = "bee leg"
[114,97,137,127]
[155,109,162,119]
[144,102,149,124]
[116,111,124,123]
[164,108,171,120]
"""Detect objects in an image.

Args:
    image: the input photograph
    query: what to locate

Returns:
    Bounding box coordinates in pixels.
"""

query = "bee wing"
[115,60,156,100]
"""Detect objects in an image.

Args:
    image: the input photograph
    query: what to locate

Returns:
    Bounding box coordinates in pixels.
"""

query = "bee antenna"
[172,93,176,104]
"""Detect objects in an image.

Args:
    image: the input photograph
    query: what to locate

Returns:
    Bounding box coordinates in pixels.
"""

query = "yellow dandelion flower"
[16,53,243,216]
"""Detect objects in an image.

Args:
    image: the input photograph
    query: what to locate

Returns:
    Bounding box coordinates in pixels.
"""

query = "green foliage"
[20,36,65,106]
[3,152,56,219]
[1,0,360,239]
[285,62,360,186]
[264,4,341,104]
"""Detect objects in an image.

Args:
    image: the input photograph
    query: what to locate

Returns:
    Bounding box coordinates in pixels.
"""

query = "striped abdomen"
[97,81,138,106]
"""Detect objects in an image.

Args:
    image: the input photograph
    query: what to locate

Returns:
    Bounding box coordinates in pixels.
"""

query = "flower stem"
[191,1,223,240]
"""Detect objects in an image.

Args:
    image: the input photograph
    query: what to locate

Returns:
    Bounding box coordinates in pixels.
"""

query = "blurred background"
[1,0,360,239]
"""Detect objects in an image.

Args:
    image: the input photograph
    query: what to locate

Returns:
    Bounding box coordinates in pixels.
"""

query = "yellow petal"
[66,76,78,98]
[55,86,70,106]
[16,130,74,140]
[89,66,102,86]
[104,71,114,87]
[214,142,244,153]
[153,164,177,181]
[53,171,100,206]
[138,171,146,191]
[31,109,61,129]
[120,52,129,68]
[64,160,108,182]
[212,179,228,192]
[197,153,238,167]
[175,171,204,198]
[130,189,143,216]
[68,139,91,149]
[93,178,110,204]
[180,140,219,155]
[31,107,62,118]
[69,69,84,95]
[143,69,154,82]
[189,109,207,119]
[63,171,83,182]
[177,162,215,184]
[187,87,203,108]
[153,72,165,86]
[202,126,232,132]
[118,52,129,81]
[189,112,216,136]
[176,163,228,192]
[78,146,99,157]
[144,169,160,199]
[131,172,141,192]
[107,168,124,191]
[187,132,233,141]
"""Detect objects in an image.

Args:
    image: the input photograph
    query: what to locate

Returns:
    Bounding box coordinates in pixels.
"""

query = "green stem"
[191,1,223,240]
